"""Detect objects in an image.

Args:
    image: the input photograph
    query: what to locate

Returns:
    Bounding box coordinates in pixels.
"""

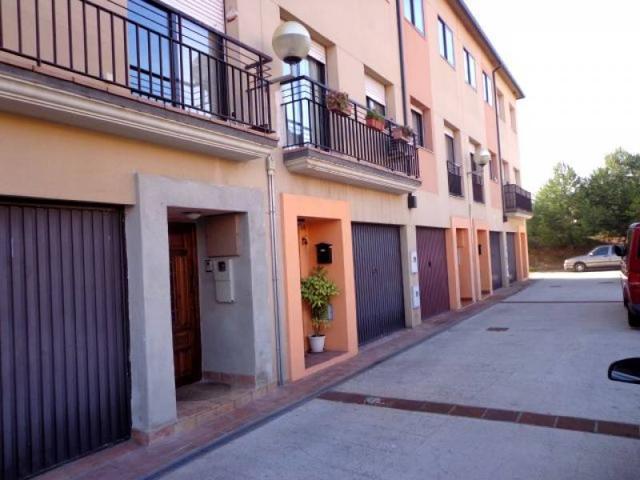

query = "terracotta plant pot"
[391,127,411,142]
[308,335,326,353]
[328,104,353,117]
[366,117,385,131]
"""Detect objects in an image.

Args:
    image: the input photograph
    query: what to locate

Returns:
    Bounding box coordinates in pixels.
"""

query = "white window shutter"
[171,0,225,33]
[308,39,327,64]
[365,75,386,105]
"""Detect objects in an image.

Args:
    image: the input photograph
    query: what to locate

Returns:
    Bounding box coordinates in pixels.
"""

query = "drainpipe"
[492,66,507,223]
[266,154,285,386]
[395,0,409,125]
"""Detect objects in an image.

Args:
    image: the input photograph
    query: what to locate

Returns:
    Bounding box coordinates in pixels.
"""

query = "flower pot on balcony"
[326,90,353,117]
[308,335,326,353]
[366,117,385,132]
[391,126,413,143]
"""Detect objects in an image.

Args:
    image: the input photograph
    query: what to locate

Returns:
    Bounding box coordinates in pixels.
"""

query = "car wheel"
[628,309,640,328]
[574,262,586,272]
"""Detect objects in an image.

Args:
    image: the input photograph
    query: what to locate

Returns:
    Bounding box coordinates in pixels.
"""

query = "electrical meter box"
[213,258,235,303]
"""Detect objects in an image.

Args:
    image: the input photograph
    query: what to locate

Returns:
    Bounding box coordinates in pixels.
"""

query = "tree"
[528,162,587,247]
[580,149,640,237]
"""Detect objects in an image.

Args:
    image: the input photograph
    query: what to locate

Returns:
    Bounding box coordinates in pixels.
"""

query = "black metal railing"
[472,172,484,203]
[0,0,272,131]
[281,76,419,178]
[504,184,532,212]
[447,161,463,196]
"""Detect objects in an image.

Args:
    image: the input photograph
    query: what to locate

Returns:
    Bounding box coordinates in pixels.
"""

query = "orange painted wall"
[280,193,358,382]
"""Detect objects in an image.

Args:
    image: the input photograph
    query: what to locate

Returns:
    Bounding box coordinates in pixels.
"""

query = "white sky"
[464,0,640,193]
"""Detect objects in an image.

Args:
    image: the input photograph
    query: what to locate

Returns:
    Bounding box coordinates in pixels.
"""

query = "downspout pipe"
[266,154,285,386]
[492,65,507,223]
[395,0,409,125]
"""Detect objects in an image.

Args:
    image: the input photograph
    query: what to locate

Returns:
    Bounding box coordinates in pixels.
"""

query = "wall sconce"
[408,193,417,209]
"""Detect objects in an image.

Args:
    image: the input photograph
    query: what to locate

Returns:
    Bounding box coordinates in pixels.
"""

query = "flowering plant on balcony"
[326,90,353,117]
[391,125,415,142]
[365,110,386,132]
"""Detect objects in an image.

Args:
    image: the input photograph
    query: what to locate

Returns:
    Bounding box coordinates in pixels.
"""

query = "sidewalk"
[40,281,531,480]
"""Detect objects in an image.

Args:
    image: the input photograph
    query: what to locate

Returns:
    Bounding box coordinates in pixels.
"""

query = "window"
[514,167,521,186]
[445,133,456,164]
[497,90,505,121]
[509,104,517,132]
[404,0,424,33]
[438,18,455,66]
[411,110,424,147]
[463,49,476,88]
[591,246,610,257]
[469,151,477,173]
[365,74,387,116]
[482,72,493,105]
[128,0,226,112]
[367,97,386,116]
[502,160,510,183]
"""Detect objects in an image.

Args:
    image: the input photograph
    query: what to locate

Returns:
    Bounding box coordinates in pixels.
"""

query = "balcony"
[280,76,421,194]
[0,0,276,160]
[472,172,484,203]
[504,184,533,218]
[447,161,463,197]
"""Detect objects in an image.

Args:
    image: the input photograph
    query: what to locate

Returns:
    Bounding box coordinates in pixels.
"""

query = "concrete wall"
[125,173,273,434]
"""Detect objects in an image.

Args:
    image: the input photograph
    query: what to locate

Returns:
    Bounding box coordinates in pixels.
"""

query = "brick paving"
[38,281,530,480]
[317,390,640,441]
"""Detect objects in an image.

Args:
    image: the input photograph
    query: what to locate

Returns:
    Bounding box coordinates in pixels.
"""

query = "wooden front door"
[169,223,202,387]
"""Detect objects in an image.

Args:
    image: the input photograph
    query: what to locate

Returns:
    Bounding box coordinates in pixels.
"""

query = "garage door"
[506,232,517,283]
[490,231,503,291]
[417,227,450,319]
[0,201,130,480]
[352,223,405,345]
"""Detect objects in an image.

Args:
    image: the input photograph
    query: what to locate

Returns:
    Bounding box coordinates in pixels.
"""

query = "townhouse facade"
[0,0,531,478]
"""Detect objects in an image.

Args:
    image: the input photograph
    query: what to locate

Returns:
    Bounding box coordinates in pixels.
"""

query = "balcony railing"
[281,76,419,178]
[504,184,533,213]
[447,161,463,196]
[472,172,484,203]
[0,0,272,131]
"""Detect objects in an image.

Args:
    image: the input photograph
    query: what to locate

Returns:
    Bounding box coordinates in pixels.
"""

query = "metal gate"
[506,232,517,283]
[490,231,503,290]
[0,200,131,480]
[352,223,405,345]
[416,227,450,319]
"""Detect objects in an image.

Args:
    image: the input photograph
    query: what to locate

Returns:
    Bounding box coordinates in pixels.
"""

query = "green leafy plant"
[300,267,340,336]
[366,109,384,121]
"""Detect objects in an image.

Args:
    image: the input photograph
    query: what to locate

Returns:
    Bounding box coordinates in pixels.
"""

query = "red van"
[618,223,640,327]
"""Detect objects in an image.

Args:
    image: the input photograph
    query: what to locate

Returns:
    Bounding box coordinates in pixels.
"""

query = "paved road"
[161,272,640,480]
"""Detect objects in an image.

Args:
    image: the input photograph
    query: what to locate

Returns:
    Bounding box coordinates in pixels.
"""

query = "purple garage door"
[506,232,517,283]
[490,231,503,290]
[0,200,130,480]
[352,223,405,345]
[417,227,450,319]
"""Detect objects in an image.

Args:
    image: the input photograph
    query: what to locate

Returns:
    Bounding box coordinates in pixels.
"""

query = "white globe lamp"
[272,21,311,65]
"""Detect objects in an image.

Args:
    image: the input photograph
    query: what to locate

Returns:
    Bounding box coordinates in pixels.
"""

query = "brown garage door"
[0,200,130,480]
[417,227,450,319]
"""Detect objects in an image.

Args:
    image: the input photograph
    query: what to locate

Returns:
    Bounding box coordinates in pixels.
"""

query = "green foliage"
[528,162,586,247]
[300,267,340,336]
[530,150,640,248]
[366,109,384,121]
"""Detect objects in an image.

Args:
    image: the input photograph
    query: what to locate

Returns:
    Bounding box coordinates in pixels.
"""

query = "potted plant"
[365,110,385,131]
[300,267,340,353]
[326,90,353,117]
[391,125,414,142]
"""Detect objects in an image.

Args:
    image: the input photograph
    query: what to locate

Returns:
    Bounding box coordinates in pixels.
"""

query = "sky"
[464,0,640,194]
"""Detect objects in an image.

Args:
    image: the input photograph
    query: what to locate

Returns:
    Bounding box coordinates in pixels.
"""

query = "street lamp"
[272,21,311,65]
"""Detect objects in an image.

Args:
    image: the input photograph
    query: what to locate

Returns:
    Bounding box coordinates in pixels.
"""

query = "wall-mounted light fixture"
[184,211,202,221]
[408,193,418,209]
